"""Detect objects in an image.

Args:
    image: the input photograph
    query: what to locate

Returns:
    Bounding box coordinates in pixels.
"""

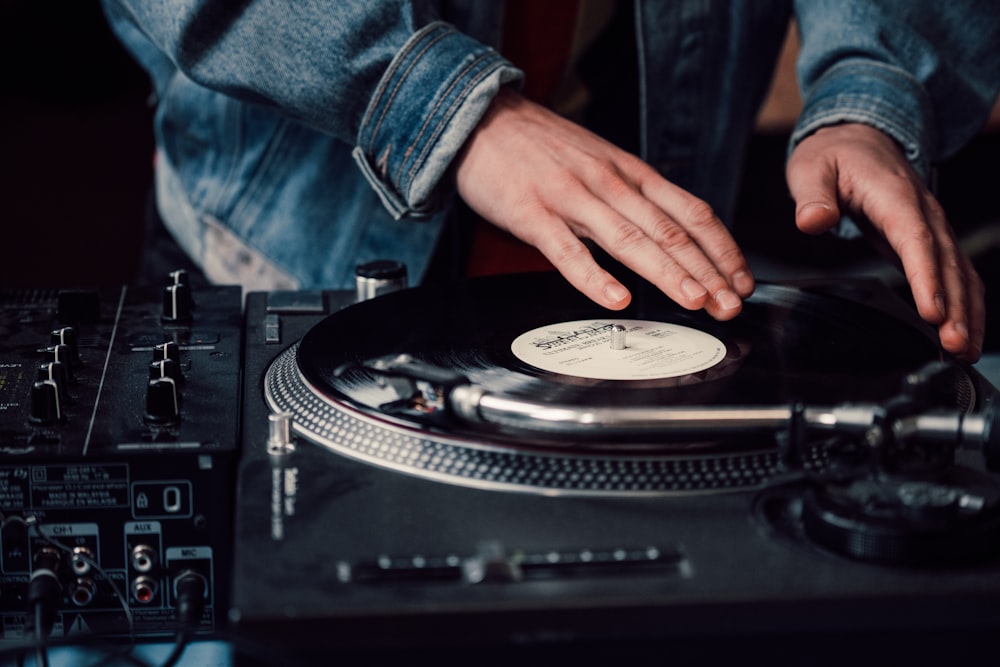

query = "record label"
[510,319,726,380]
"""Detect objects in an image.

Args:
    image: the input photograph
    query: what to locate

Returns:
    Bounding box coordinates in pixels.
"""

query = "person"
[101,1,999,362]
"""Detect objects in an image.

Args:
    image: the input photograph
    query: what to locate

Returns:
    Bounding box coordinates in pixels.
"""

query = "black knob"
[37,362,69,404]
[30,380,63,424]
[44,344,75,381]
[169,269,190,287]
[50,327,80,366]
[162,283,193,323]
[149,359,183,384]
[145,377,180,423]
[153,341,181,365]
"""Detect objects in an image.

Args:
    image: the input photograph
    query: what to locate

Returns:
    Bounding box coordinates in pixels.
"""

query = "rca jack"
[131,545,157,573]
[71,546,94,576]
[69,578,97,607]
[132,576,159,604]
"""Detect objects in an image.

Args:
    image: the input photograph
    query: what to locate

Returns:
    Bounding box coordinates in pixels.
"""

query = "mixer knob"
[37,362,69,404]
[153,341,181,365]
[50,327,80,366]
[162,283,193,323]
[145,377,180,423]
[149,359,183,384]
[44,344,75,381]
[29,380,63,424]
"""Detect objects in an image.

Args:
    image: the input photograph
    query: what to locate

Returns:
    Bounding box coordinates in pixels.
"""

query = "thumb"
[786,146,842,235]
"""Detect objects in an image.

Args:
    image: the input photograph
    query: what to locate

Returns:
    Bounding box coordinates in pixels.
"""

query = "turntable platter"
[262,274,962,495]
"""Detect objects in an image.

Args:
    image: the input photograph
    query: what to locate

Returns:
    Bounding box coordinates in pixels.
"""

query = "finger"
[785,147,843,235]
[624,163,755,298]
[551,184,744,319]
[920,193,983,360]
[522,209,634,311]
[582,208,743,320]
[941,255,985,362]
[864,182,949,329]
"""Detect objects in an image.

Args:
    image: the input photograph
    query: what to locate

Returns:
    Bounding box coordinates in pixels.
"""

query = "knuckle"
[608,222,653,254]
[583,160,633,197]
[893,226,935,255]
[715,243,747,268]
[681,199,719,229]
[548,235,590,267]
[648,219,694,251]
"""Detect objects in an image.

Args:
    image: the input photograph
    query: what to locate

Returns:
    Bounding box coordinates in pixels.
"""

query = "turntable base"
[230,276,1000,665]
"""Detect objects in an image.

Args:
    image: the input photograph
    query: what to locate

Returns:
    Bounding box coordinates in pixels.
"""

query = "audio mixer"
[0,272,240,644]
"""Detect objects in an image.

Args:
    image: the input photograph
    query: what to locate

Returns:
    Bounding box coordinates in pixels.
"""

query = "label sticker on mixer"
[511,319,726,380]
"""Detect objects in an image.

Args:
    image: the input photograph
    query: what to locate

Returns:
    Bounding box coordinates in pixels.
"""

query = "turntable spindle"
[610,324,627,350]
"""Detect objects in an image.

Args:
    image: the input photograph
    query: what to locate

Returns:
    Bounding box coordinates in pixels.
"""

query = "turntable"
[230,272,1000,665]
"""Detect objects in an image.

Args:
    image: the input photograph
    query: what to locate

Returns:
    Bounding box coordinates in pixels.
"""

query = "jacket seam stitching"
[396,52,495,189]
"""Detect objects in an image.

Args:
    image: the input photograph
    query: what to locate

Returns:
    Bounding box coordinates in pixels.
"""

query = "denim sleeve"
[104,1,521,218]
[792,0,1000,179]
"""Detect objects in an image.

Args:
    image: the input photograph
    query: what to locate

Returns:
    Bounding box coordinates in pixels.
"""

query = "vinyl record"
[295,272,946,449]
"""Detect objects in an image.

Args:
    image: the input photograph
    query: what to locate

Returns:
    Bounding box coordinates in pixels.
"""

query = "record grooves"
[265,273,965,495]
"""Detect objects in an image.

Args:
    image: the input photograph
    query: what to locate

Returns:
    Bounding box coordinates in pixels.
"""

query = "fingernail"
[732,270,754,296]
[954,321,969,343]
[681,278,708,301]
[800,201,833,214]
[715,289,742,311]
[604,282,630,304]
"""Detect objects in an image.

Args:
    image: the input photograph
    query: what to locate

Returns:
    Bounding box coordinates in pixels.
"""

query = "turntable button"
[264,313,281,344]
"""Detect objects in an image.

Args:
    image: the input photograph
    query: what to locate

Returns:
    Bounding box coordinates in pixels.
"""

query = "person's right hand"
[453,88,755,321]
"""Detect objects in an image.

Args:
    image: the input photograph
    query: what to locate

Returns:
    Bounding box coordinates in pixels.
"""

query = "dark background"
[2,1,998,348]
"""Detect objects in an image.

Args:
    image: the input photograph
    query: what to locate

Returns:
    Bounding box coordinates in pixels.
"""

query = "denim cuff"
[353,22,522,219]
[791,60,934,179]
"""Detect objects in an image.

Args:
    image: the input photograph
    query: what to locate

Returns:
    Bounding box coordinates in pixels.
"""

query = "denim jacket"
[102,0,1000,290]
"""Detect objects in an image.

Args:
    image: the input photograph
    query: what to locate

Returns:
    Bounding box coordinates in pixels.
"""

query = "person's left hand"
[786,123,984,362]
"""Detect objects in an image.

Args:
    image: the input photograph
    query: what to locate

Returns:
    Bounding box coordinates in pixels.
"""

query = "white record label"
[510,319,726,380]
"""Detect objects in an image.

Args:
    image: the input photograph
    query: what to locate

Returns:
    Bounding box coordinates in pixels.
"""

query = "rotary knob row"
[29,338,187,426]
[29,271,198,427]
[28,327,81,424]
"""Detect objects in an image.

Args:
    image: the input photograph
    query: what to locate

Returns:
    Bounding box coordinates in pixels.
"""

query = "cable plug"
[28,548,63,637]
[173,570,207,630]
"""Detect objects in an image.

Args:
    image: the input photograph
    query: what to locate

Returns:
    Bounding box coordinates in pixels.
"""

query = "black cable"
[155,571,206,667]
[33,601,50,667]
[156,629,192,667]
